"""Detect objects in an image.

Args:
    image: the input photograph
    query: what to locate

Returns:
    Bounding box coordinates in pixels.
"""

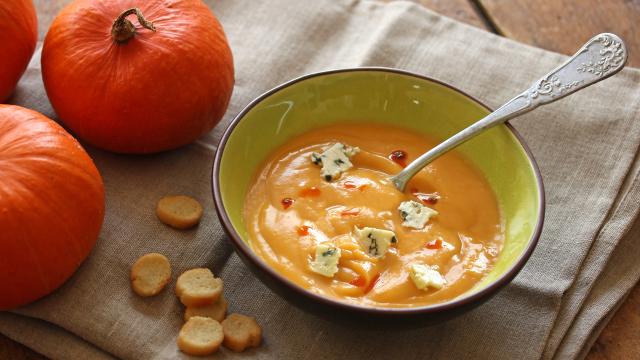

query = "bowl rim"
[212,67,545,315]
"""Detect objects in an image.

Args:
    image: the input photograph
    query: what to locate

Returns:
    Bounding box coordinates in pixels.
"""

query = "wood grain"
[476,0,640,67]
[411,0,489,29]
[587,283,640,359]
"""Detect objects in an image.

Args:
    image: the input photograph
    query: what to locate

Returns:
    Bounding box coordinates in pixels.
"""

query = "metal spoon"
[390,33,628,192]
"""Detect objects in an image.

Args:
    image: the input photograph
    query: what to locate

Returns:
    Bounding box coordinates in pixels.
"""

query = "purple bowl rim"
[211,66,545,315]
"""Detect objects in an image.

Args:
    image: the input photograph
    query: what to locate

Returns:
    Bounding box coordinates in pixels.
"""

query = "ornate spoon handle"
[391,33,628,191]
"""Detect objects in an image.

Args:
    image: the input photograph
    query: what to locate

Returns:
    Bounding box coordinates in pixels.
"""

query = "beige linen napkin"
[2,1,640,359]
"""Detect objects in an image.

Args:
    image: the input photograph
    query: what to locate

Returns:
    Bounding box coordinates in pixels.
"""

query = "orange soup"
[243,124,504,308]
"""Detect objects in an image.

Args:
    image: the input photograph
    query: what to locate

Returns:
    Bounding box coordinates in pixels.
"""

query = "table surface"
[2,0,639,359]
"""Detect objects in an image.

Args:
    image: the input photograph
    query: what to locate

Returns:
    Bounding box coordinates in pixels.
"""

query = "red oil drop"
[389,150,408,167]
[297,225,311,236]
[281,197,294,209]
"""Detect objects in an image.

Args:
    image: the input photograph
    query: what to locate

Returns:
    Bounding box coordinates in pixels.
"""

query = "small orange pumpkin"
[0,0,38,102]
[0,105,105,310]
[42,0,235,153]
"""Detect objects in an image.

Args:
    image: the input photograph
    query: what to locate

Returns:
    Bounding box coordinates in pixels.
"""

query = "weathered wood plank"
[412,0,489,30]
[587,283,640,359]
[477,0,640,67]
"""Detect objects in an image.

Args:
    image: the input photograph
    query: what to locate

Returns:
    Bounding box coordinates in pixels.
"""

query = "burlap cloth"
[2,0,640,359]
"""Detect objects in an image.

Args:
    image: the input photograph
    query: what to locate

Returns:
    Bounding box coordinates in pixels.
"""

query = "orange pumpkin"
[42,0,235,154]
[0,0,38,102]
[0,105,105,310]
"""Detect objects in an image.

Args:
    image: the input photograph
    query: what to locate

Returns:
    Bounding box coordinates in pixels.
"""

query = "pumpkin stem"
[111,8,156,44]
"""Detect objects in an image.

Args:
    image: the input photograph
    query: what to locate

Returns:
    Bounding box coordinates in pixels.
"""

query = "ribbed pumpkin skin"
[41,0,235,154]
[0,0,38,102]
[0,105,105,310]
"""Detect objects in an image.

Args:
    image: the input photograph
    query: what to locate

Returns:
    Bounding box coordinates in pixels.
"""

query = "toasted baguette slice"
[130,253,172,297]
[221,313,262,352]
[184,297,228,322]
[177,316,223,356]
[176,268,223,307]
[156,195,203,229]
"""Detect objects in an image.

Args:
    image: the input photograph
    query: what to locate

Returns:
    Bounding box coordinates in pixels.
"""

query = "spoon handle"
[391,33,628,191]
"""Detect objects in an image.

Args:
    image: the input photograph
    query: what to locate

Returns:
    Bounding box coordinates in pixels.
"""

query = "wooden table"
[2,1,639,359]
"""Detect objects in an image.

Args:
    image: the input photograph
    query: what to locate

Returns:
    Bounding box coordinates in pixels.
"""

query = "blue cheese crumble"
[398,200,438,229]
[354,226,397,258]
[409,264,446,290]
[310,143,360,181]
[309,243,341,277]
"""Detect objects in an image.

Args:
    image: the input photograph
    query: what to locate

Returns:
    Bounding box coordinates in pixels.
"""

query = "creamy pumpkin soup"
[243,124,504,308]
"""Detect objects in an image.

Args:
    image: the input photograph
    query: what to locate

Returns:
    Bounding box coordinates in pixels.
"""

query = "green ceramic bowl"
[213,68,544,323]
